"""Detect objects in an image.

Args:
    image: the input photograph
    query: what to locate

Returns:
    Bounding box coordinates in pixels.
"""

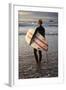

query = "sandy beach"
[18,26,58,79]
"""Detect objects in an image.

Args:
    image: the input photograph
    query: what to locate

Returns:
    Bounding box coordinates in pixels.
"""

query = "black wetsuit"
[30,25,45,63]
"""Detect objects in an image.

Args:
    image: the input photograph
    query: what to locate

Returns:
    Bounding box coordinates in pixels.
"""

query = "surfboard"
[25,29,48,51]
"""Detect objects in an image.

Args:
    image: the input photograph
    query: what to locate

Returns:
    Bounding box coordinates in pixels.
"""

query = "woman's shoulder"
[40,26,45,30]
[35,26,45,30]
[35,27,39,30]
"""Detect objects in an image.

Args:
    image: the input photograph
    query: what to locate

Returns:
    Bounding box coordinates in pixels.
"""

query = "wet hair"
[38,19,43,25]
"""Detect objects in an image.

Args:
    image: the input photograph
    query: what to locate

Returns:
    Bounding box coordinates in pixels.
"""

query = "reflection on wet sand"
[19,53,58,79]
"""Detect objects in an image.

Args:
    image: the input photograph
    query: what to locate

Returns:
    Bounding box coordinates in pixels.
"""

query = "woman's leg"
[39,50,42,62]
[34,48,38,63]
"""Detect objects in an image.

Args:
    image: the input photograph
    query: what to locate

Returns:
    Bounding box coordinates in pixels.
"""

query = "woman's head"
[38,19,43,25]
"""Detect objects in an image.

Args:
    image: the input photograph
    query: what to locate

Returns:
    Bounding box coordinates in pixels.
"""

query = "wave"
[19,33,58,36]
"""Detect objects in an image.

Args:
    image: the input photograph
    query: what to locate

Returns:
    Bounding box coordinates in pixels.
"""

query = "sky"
[18,11,58,23]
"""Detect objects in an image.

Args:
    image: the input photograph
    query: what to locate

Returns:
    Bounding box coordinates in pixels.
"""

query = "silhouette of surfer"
[30,19,45,64]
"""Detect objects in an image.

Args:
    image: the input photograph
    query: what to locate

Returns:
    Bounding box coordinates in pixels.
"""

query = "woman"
[30,19,45,64]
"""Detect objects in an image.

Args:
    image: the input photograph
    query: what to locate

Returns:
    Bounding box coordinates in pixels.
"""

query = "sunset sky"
[18,11,58,24]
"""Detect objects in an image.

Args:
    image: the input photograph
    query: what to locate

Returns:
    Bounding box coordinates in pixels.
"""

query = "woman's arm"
[44,28,45,38]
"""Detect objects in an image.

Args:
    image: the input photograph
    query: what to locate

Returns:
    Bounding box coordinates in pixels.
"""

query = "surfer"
[30,19,45,64]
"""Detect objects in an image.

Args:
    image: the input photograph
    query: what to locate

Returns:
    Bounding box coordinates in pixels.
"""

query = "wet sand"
[19,34,58,79]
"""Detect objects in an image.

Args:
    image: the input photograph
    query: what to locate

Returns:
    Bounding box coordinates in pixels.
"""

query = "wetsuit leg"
[39,50,42,62]
[34,48,38,63]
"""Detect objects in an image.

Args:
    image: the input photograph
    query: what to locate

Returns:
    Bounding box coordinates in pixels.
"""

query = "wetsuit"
[30,25,45,63]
